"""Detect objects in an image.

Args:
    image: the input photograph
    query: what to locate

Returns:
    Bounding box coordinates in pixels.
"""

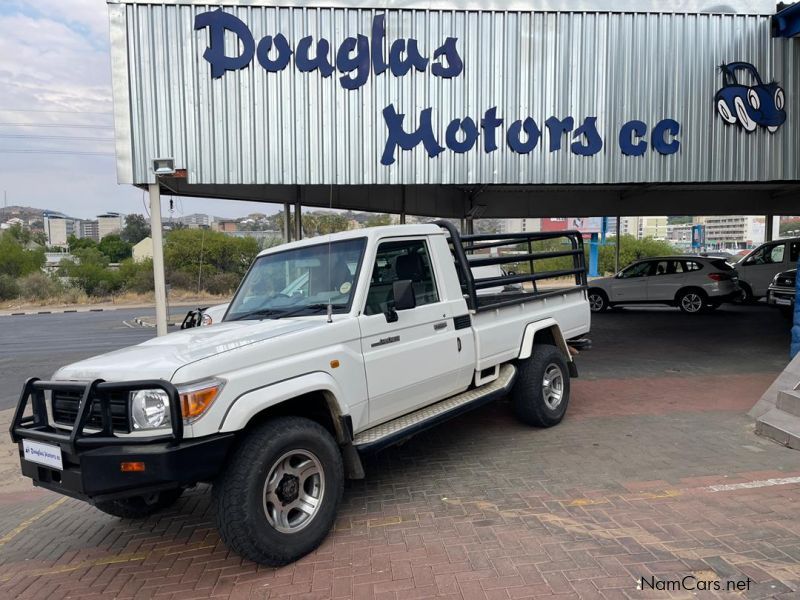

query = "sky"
[0,0,280,220]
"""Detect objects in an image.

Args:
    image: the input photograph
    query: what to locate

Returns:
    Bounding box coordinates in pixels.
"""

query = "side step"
[354,363,517,453]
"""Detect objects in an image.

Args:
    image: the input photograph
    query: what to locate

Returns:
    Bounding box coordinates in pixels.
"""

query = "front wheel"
[588,290,608,313]
[512,344,570,427]
[95,488,183,519]
[213,416,343,566]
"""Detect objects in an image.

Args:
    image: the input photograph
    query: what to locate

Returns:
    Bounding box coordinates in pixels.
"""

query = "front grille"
[51,389,131,433]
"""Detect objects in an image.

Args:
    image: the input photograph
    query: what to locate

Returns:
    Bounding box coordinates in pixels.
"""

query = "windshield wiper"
[228,303,346,321]
[274,303,347,319]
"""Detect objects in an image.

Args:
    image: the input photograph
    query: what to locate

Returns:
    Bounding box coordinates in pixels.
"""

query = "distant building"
[503,218,541,233]
[78,220,100,241]
[97,213,124,240]
[132,237,154,262]
[178,213,212,228]
[44,214,75,247]
[214,220,239,233]
[667,223,694,249]
[702,215,765,249]
[620,216,668,240]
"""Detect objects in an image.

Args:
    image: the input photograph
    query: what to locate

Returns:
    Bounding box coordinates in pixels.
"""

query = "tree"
[121,213,150,244]
[164,229,259,289]
[0,232,45,277]
[68,234,97,251]
[364,213,393,228]
[58,248,121,296]
[98,234,133,262]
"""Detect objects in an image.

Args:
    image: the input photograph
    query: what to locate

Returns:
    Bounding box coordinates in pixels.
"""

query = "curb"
[0,307,118,317]
[133,317,181,328]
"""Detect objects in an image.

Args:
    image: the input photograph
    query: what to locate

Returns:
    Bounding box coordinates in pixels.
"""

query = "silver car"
[587,256,740,314]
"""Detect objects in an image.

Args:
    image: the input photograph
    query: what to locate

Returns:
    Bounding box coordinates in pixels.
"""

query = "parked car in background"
[587,256,740,314]
[767,268,796,316]
[736,237,800,301]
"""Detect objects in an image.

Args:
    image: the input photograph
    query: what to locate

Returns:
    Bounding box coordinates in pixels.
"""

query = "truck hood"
[53,318,323,382]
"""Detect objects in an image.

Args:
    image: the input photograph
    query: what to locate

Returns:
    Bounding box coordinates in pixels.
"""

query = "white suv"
[588,256,740,314]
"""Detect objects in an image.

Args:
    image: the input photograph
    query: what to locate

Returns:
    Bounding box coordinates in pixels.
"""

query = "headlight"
[130,389,171,430]
[129,380,223,430]
[748,88,760,109]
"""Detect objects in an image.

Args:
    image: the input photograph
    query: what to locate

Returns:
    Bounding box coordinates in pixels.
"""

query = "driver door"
[358,237,468,426]
[739,242,787,296]
[610,261,653,302]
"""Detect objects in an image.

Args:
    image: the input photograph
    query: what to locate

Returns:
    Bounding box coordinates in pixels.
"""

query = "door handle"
[433,321,447,331]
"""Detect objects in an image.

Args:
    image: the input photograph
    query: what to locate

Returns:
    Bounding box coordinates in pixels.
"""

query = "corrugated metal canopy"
[154,179,800,218]
[110,0,800,216]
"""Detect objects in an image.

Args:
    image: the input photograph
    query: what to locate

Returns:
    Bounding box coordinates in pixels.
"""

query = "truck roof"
[256,223,444,257]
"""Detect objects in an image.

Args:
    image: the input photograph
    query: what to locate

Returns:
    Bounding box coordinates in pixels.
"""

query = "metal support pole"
[466,218,474,235]
[400,186,406,224]
[294,196,302,240]
[460,218,467,234]
[765,214,774,241]
[615,215,621,273]
[589,233,599,278]
[148,183,168,337]
[283,203,291,242]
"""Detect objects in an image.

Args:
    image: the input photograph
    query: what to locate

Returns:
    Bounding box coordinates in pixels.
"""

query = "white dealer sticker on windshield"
[22,439,63,470]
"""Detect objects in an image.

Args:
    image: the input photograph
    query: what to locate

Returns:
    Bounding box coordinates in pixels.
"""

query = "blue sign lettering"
[194,11,463,87]
[194,9,683,165]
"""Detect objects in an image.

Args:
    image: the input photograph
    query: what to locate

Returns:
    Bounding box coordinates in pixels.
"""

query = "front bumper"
[10,378,234,503]
[767,287,795,307]
[18,434,234,503]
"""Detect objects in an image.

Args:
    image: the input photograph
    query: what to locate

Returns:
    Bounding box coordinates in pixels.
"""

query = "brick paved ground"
[1,307,799,599]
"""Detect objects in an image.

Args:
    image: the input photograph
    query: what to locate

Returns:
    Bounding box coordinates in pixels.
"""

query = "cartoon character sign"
[715,62,786,133]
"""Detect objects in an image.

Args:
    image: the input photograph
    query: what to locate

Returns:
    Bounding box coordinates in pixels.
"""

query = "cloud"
[0,2,282,221]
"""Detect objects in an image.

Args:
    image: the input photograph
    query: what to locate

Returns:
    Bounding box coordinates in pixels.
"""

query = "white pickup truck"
[11,222,590,566]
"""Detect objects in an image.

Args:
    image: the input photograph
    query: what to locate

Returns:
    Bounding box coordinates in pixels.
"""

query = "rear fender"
[518,319,572,362]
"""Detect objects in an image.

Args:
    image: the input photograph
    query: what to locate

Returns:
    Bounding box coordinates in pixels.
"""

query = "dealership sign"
[195,9,682,166]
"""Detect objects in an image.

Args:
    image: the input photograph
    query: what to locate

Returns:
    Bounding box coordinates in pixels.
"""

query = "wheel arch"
[518,319,572,363]
[219,372,349,442]
[674,285,708,304]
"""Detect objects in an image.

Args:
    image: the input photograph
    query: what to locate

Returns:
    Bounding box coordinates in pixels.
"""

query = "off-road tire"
[512,344,570,427]
[213,416,343,566]
[95,488,183,519]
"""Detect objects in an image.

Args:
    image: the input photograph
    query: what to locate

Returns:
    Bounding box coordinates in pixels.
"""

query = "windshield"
[225,238,366,321]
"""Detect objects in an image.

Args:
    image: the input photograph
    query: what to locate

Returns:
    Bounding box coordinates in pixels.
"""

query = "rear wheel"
[677,289,706,314]
[588,290,608,313]
[95,488,183,519]
[213,416,343,566]
[512,345,570,427]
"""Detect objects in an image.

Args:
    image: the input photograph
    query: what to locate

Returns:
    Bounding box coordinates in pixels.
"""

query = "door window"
[619,261,652,278]
[682,260,703,272]
[652,260,683,276]
[364,239,439,315]
[747,244,785,265]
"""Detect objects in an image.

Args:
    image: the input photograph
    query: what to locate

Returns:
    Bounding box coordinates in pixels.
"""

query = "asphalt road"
[0,303,792,411]
[0,309,155,410]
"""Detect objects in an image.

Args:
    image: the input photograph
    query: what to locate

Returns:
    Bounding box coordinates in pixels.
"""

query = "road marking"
[0,497,67,548]
[707,476,800,492]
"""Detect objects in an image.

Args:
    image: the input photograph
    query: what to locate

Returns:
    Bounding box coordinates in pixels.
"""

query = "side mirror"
[393,279,417,310]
